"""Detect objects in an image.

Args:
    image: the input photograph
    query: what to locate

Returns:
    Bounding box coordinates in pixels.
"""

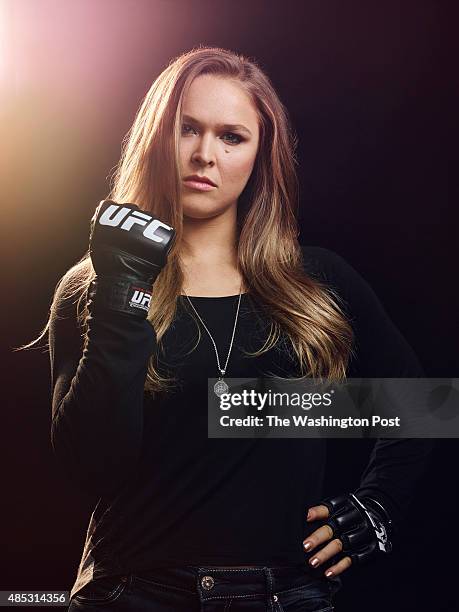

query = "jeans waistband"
[134,565,335,600]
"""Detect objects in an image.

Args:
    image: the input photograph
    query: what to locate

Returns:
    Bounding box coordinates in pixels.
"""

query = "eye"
[221,132,243,145]
[181,123,196,135]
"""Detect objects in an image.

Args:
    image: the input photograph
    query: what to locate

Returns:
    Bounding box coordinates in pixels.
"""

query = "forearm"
[353,437,436,526]
[51,309,157,496]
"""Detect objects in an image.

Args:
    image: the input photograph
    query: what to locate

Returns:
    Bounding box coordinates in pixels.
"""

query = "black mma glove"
[88,200,176,318]
[315,492,393,567]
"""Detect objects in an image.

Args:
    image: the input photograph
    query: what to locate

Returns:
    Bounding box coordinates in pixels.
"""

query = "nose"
[191,133,216,167]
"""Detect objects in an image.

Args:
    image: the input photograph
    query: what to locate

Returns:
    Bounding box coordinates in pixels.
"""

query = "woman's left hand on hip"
[303,504,352,578]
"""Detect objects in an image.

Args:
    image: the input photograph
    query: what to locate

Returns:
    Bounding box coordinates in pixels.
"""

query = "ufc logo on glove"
[129,289,151,311]
[97,202,173,242]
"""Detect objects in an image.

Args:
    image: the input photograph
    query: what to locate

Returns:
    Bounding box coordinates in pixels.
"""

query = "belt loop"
[264,566,275,597]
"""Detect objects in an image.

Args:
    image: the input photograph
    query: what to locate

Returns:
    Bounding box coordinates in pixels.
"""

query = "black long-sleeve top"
[49,246,434,600]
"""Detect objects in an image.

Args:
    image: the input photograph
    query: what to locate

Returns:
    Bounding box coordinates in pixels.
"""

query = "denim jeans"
[68,565,342,611]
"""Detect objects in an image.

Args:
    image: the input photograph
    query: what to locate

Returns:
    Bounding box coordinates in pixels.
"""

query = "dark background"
[2,1,456,610]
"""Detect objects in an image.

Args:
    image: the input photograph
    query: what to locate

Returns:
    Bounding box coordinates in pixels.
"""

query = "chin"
[182,204,228,220]
[183,210,221,220]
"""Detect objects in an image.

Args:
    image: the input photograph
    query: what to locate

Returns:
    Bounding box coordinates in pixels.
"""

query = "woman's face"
[179,74,260,219]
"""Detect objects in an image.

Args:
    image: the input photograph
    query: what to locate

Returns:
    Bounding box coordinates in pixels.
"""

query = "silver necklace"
[183,284,243,397]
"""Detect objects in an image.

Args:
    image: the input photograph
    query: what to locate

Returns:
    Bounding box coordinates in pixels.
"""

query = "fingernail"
[307,511,312,520]
[303,541,312,551]
[325,570,333,577]
[310,558,319,567]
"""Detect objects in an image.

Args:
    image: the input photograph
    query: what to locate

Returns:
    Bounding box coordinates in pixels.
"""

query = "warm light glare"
[0,0,10,93]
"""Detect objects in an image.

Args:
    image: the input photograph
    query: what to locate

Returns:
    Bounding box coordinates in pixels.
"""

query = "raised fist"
[88,200,176,317]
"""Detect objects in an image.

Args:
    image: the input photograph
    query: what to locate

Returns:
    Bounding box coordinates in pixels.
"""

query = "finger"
[303,524,334,552]
[307,538,343,569]
[323,555,352,578]
[306,504,329,521]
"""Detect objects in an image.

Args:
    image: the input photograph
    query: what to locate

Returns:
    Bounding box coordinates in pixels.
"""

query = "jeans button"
[201,576,215,590]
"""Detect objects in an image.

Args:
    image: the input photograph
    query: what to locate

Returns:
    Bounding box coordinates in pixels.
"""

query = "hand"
[303,503,350,579]
[303,493,393,579]
[89,200,176,280]
[88,200,176,318]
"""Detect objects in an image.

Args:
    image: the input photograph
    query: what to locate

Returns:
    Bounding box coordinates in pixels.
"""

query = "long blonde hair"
[19,46,354,395]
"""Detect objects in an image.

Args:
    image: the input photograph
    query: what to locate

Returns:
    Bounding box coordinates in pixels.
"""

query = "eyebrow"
[182,114,252,136]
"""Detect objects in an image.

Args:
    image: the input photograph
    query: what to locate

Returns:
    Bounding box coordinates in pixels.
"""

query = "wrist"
[359,495,393,528]
[351,493,393,554]
[87,276,153,318]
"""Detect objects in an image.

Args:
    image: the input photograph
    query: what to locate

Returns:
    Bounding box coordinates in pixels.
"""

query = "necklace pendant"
[214,377,229,397]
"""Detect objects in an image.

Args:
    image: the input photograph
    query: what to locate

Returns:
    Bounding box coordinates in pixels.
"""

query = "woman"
[29,47,433,610]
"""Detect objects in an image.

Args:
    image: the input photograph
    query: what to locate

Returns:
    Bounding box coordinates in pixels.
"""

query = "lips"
[182,174,218,193]
[183,174,217,187]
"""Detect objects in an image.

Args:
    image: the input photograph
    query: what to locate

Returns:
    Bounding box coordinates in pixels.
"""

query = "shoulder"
[48,258,93,369]
[299,245,424,376]
[299,244,374,311]
[299,243,392,322]
[50,257,92,328]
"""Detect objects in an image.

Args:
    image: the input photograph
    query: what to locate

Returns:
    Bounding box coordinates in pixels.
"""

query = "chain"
[182,283,243,377]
